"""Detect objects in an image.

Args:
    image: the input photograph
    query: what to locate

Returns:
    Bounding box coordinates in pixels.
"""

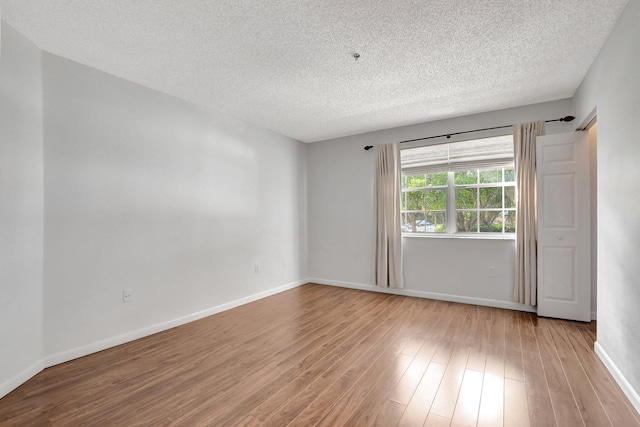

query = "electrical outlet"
[254,264,260,273]
[123,289,133,303]
[488,267,496,277]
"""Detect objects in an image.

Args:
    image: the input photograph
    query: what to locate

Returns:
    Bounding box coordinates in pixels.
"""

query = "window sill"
[402,233,516,241]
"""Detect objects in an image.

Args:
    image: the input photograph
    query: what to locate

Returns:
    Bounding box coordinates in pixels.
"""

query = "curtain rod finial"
[364,145,374,150]
[561,115,575,122]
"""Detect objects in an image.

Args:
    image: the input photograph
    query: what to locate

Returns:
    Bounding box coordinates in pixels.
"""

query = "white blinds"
[401,135,514,175]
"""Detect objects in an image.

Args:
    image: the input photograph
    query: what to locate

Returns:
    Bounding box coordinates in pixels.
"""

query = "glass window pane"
[419,213,437,233]
[454,170,478,185]
[480,169,502,183]
[479,210,503,232]
[426,189,446,210]
[425,171,448,187]
[456,188,477,209]
[405,175,425,189]
[413,212,427,232]
[505,186,516,209]
[479,187,502,209]
[402,212,425,233]
[401,213,412,233]
[456,211,477,232]
[504,168,515,182]
[426,211,447,233]
[504,210,516,233]
[405,191,425,210]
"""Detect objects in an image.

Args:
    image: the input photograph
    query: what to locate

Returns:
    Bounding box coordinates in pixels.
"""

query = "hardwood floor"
[1,284,638,426]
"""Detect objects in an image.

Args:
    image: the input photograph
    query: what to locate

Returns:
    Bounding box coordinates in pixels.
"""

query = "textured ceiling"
[0,1,629,142]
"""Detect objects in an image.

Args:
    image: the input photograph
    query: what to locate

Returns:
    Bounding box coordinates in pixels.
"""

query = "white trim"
[308,278,536,313]
[576,107,597,131]
[2,280,307,399]
[44,279,307,368]
[0,359,44,400]
[402,233,516,241]
[594,341,640,415]
[591,310,597,320]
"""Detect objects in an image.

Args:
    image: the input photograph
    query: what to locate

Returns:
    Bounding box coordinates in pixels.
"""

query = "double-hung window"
[401,135,516,236]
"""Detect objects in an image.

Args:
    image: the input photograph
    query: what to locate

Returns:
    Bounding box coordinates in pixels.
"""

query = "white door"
[536,131,591,322]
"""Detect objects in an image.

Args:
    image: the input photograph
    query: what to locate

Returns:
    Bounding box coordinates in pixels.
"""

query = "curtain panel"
[513,121,545,305]
[374,142,404,288]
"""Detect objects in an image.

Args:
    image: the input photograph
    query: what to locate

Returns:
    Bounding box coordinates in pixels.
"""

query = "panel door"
[536,131,591,322]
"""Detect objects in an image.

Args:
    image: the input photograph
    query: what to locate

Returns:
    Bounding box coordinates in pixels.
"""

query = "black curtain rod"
[363,115,575,150]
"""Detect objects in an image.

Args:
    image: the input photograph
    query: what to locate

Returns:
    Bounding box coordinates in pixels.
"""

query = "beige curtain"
[374,142,404,288]
[513,121,545,305]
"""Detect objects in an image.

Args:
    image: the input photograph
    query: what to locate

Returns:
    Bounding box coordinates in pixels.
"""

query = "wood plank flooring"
[1,284,638,426]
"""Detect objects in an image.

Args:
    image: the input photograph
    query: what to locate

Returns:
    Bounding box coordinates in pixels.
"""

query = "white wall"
[0,22,44,396]
[308,100,574,309]
[573,0,640,411]
[41,53,308,363]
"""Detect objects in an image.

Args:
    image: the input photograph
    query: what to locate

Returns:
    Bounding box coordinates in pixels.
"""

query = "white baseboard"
[594,341,640,415]
[308,278,536,313]
[1,279,306,400]
[0,359,44,400]
[44,279,307,368]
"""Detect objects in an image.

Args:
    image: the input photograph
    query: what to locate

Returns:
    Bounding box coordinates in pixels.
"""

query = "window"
[401,135,516,236]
